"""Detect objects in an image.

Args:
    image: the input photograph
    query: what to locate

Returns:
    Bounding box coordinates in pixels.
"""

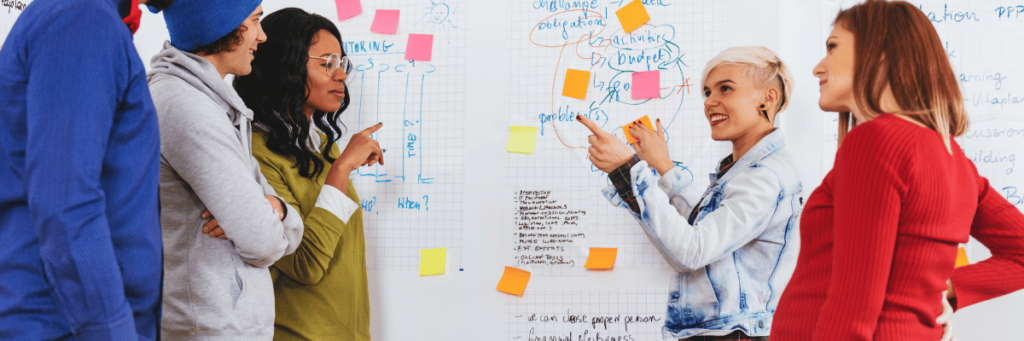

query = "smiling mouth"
[709,114,727,126]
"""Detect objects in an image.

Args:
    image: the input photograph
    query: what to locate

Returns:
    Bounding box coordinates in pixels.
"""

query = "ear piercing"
[760,104,770,123]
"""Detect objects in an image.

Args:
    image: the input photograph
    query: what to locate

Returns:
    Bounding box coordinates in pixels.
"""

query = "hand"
[627,118,673,175]
[201,209,226,239]
[937,290,956,341]
[326,123,384,191]
[337,122,385,172]
[265,194,285,220]
[577,115,635,173]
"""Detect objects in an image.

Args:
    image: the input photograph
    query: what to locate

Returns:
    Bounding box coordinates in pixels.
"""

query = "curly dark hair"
[189,24,247,55]
[233,8,348,179]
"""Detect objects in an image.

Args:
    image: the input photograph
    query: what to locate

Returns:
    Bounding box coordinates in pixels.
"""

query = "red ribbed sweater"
[773,114,1024,340]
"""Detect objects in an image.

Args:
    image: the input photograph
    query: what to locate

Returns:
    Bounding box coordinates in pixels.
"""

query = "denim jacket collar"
[713,128,786,183]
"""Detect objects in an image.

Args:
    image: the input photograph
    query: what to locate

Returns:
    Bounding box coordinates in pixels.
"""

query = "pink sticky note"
[335,0,362,21]
[371,10,400,34]
[632,70,660,100]
[405,34,434,61]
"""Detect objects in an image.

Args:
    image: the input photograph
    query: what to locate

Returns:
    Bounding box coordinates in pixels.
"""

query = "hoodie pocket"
[231,254,247,308]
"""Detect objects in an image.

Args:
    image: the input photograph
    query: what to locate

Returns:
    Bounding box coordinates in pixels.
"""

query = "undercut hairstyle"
[833,0,968,152]
[233,7,348,179]
[189,24,247,55]
[701,46,794,115]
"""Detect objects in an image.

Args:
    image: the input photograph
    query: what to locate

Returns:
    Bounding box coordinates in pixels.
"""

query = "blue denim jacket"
[603,129,803,338]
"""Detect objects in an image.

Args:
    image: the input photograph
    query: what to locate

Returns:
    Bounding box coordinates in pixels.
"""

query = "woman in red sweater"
[772,1,1024,339]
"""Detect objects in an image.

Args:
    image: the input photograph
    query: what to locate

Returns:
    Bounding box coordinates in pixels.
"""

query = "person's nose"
[813,57,826,79]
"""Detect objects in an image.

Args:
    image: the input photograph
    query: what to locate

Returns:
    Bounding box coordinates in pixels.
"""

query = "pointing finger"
[362,122,384,135]
[576,115,604,135]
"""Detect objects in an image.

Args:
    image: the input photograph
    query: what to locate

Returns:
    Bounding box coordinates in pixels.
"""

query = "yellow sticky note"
[616,0,650,34]
[496,266,531,296]
[955,247,970,268]
[419,248,446,276]
[562,68,591,99]
[584,247,618,270]
[622,115,655,143]
[507,126,538,154]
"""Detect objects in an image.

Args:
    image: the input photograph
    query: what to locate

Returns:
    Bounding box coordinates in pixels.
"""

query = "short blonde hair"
[701,46,794,114]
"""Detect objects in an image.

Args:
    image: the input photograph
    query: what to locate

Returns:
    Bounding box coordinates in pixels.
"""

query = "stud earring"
[760,104,770,123]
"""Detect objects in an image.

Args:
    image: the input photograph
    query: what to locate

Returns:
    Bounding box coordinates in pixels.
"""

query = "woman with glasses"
[233,7,381,341]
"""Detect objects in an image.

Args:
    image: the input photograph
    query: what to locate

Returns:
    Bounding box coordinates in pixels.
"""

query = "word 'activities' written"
[506,0,729,276]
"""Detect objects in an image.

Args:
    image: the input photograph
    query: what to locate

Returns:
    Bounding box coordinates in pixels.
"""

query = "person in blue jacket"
[578,46,801,340]
[0,0,175,340]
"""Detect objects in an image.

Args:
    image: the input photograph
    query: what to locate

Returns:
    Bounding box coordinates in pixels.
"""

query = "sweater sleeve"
[255,156,353,285]
[155,95,294,268]
[314,183,359,224]
[254,154,304,257]
[950,176,1024,309]
[813,125,909,340]
[23,6,138,340]
[608,155,642,213]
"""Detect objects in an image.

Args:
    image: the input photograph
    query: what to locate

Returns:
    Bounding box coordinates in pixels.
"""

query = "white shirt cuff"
[315,184,358,223]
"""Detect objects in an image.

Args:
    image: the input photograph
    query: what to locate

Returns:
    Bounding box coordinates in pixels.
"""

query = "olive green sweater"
[251,130,370,341]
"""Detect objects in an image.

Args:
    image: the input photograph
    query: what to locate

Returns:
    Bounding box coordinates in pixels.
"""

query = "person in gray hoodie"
[147,1,303,340]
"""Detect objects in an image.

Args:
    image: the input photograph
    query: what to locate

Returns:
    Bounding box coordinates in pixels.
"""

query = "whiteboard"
[3,0,1022,339]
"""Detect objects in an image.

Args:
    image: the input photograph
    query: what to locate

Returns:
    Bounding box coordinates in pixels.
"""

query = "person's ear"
[759,87,780,123]
[762,87,780,109]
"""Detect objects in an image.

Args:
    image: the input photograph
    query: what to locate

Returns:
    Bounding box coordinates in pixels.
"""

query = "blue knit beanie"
[153,0,263,52]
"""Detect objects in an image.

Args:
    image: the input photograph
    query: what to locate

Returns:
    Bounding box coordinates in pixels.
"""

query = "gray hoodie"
[147,41,304,341]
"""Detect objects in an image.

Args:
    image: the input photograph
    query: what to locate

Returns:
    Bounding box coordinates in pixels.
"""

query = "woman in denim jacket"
[578,46,801,340]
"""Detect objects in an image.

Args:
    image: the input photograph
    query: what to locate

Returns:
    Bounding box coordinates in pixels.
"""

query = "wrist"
[650,158,673,175]
[275,196,288,221]
[326,166,352,189]
[330,156,358,174]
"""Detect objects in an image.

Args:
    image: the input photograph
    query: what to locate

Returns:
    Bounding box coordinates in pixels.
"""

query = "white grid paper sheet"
[505,0,728,276]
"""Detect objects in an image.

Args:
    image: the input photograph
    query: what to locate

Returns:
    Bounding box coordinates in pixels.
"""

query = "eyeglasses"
[308,54,352,77]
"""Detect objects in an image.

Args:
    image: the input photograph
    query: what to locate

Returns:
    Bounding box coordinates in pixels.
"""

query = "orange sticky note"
[622,115,655,143]
[584,247,618,270]
[496,266,531,296]
[616,0,650,34]
[562,69,590,99]
[955,247,970,268]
